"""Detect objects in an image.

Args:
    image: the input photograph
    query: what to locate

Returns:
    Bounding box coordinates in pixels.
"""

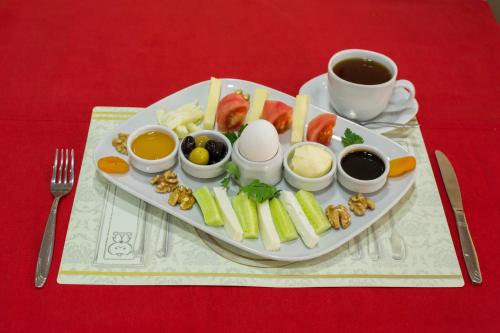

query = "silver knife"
[435,150,482,285]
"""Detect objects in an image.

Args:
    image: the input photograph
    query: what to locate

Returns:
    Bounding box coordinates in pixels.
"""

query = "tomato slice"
[306,114,337,146]
[216,92,249,131]
[261,100,292,133]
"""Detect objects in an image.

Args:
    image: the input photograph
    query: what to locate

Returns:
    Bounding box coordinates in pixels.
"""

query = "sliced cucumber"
[193,186,224,227]
[295,190,331,234]
[279,191,319,248]
[213,187,243,241]
[269,198,298,242]
[232,193,259,238]
[257,201,281,251]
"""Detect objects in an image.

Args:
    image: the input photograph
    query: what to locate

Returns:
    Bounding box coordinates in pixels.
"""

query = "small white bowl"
[127,125,179,173]
[231,138,283,186]
[179,130,232,179]
[337,144,389,193]
[284,142,336,192]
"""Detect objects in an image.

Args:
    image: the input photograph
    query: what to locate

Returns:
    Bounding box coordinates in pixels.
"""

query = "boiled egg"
[238,119,280,162]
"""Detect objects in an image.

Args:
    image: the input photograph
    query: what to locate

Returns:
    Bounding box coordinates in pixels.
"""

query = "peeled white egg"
[238,120,280,162]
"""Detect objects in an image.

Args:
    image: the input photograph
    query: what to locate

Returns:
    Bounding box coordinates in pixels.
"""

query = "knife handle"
[454,210,482,285]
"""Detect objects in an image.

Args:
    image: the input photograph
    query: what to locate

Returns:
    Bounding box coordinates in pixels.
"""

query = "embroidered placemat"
[57,107,463,287]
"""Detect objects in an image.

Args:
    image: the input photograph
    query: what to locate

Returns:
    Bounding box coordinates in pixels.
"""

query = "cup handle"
[385,80,416,112]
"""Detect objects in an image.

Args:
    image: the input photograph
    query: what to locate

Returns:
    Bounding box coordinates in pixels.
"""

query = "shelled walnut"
[112,133,129,155]
[325,204,351,229]
[150,170,179,193]
[348,193,375,216]
[168,185,195,210]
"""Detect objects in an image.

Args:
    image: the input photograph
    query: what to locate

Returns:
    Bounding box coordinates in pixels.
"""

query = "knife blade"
[435,150,482,285]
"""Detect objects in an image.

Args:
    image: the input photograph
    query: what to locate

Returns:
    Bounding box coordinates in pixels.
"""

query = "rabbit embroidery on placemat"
[108,232,133,256]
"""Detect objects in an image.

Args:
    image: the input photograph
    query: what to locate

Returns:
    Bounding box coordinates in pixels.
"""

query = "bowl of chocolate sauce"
[337,144,389,193]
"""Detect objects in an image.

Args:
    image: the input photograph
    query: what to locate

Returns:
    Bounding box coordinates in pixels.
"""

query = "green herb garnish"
[223,124,248,145]
[223,132,238,145]
[341,128,364,147]
[220,161,240,188]
[239,180,280,203]
[221,177,230,188]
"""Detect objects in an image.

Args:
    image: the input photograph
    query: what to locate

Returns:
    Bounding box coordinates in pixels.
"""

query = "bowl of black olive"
[337,144,390,193]
[179,130,231,179]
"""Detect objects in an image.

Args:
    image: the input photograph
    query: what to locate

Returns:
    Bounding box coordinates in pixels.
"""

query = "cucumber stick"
[257,201,281,251]
[269,198,298,242]
[193,186,224,227]
[295,190,330,234]
[213,187,243,241]
[232,193,259,238]
[279,191,319,248]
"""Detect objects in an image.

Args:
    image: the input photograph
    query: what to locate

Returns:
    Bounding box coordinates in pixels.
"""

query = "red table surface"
[1,0,500,331]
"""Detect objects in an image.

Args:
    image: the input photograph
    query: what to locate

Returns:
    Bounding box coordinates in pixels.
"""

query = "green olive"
[188,147,209,165]
[195,135,210,148]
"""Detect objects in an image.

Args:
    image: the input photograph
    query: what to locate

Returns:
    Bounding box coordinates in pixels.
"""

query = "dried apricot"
[98,156,129,174]
[388,156,416,177]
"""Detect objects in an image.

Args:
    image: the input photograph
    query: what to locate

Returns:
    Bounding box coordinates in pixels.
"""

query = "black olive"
[205,140,217,163]
[205,140,227,164]
[220,141,228,158]
[181,136,195,156]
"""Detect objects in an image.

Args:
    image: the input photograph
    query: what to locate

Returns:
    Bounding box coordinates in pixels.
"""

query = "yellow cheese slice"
[203,77,221,129]
[291,95,310,144]
[246,88,268,123]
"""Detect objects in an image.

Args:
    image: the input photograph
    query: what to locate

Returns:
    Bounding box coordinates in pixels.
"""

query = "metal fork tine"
[58,149,64,183]
[70,149,74,185]
[51,149,58,184]
[63,149,69,184]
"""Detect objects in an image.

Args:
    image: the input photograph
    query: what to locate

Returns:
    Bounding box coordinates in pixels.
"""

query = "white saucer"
[299,73,419,134]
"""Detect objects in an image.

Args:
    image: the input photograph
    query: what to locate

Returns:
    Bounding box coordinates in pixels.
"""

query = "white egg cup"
[283,142,336,192]
[231,138,283,186]
[179,130,232,179]
[337,144,389,193]
[127,125,179,173]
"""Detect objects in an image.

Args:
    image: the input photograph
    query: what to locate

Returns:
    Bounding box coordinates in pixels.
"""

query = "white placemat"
[57,107,463,287]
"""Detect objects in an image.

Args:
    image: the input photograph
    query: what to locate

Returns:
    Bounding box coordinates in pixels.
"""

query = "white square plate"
[94,79,416,261]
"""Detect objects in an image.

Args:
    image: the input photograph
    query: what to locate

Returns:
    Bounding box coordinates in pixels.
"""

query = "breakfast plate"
[299,73,419,134]
[94,78,416,261]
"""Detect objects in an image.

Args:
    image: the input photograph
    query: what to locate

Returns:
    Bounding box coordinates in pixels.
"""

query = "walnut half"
[168,185,195,210]
[325,204,351,229]
[112,133,129,155]
[150,170,179,193]
[348,193,375,216]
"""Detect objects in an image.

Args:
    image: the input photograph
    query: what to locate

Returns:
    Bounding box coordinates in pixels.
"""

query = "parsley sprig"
[220,162,280,202]
[220,161,240,188]
[223,124,248,146]
[239,180,280,203]
[341,128,364,147]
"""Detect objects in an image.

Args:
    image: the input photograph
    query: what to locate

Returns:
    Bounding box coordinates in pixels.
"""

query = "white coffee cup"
[327,49,415,121]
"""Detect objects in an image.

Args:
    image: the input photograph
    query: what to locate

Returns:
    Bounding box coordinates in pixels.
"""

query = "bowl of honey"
[127,125,179,173]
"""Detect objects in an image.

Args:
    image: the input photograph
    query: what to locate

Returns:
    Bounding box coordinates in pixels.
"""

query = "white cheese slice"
[279,191,319,248]
[246,88,268,123]
[203,77,221,129]
[291,95,310,144]
[213,187,243,241]
[257,200,281,251]
[174,125,189,139]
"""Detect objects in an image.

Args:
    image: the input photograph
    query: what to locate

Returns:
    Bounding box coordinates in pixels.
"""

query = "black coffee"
[333,58,392,85]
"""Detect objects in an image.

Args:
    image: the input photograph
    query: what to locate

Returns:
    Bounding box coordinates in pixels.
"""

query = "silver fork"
[35,149,74,288]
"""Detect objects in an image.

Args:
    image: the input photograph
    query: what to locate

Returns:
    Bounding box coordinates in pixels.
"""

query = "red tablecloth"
[1,0,499,331]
